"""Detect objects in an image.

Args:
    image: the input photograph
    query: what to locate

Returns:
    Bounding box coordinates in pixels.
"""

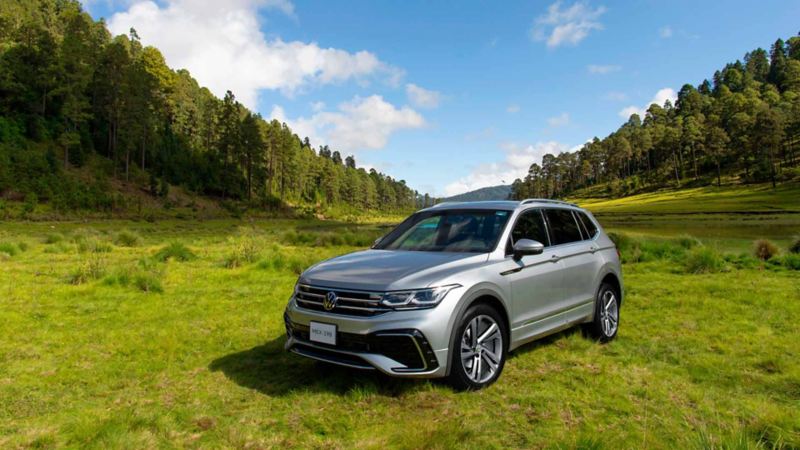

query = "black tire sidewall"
[448,303,508,390]
[592,282,619,342]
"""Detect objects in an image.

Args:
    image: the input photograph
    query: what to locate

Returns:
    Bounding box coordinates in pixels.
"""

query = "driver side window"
[506,209,549,254]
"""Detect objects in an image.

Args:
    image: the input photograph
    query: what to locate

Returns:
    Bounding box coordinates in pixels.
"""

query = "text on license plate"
[309,321,337,345]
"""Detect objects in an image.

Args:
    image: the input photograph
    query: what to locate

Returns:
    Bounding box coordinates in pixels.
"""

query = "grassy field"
[0,211,798,448]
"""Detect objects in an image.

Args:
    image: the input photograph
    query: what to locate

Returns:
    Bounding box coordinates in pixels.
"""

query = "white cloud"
[602,91,628,101]
[618,87,676,119]
[546,112,570,127]
[444,141,570,196]
[506,104,521,113]
[659,26,673,39]
[107,0,403,109]
[405,83,441,109]
[587,64,620,74]
[271,95,425,152]
[531,1,606,48]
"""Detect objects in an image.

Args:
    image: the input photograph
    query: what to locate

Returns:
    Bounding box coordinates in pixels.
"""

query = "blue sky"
[86,0,800,197]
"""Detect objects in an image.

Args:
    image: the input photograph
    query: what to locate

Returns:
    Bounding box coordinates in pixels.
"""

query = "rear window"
[544,209,583,245]
[576,212,598,238]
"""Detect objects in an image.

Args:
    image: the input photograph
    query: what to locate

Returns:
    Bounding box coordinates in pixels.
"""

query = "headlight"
[380,284,461,310]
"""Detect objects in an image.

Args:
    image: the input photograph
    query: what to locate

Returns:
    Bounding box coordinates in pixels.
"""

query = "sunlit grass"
[0,219,797,448]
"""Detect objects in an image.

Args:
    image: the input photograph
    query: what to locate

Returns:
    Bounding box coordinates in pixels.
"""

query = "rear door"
[544,208,599,313]
[498,209,565,334]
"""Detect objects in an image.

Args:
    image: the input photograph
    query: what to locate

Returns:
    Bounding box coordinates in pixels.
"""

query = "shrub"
[753,239,779,261]
[154,242,196,262]
[70,255,107,285]
[789,235,800,254]
[224,236,260,268]
[685,247,726,274]
[44,233,64,244]
[114,229,143,247]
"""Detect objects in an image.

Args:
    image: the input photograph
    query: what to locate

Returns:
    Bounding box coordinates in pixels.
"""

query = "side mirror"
[513,239,544,259]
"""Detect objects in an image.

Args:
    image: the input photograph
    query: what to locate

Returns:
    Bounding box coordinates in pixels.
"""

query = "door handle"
[589,245,598,253]
[550,254,560,263]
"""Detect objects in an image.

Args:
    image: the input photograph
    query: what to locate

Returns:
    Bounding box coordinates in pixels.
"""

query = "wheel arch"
[445,288,510,376]
[600,272,623,306]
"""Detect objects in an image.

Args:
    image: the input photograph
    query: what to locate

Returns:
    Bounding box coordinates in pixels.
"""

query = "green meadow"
[1,187,799,448]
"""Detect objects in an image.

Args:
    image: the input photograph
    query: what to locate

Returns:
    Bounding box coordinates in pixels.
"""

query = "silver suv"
[283,199,622,389]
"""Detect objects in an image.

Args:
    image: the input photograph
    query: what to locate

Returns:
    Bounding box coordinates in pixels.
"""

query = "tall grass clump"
[685,247,726,274]
[753,239,779,261]
[44,233,64,244]
[114,229,143,247]
[224,235,260,268]
[789,235,800,254]
[676,234,701,249]
[154,242,196,262]
[78,238,113,253]
[256,245,287,271]
[70,255,107,285]
[606,232,632,252]
[0,242,20,257]
[103,258,164,293]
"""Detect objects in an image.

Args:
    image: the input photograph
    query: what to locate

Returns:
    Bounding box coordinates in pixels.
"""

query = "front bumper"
[283,299,451,378]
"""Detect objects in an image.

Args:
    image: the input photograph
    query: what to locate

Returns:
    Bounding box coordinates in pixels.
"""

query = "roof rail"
[429,201,459,208]
[520,198,578,207]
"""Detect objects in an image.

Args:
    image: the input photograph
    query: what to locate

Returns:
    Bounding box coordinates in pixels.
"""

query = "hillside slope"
[443,185,511,202]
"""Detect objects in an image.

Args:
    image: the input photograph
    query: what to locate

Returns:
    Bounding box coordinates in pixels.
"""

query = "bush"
[685,247,726,274]
[154,242,196,262]
[44,233,64,244]
[753,239,779,261]
[114,229,143,247]
[789,235,800,254]
[224,236,260,268]
[70,255,107,285]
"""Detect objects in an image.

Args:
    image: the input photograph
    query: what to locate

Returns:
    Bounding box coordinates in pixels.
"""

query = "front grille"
[295,284,391,317]
[287,322,439,371]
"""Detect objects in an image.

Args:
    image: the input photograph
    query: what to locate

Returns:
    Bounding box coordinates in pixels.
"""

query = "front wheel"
[585,282,620,342]
[447,304,507,390]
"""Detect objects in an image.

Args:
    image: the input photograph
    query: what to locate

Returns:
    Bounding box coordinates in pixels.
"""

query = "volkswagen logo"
[323,291,338,311]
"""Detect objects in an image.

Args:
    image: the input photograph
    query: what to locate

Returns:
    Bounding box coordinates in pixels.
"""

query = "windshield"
[375,209,511,253]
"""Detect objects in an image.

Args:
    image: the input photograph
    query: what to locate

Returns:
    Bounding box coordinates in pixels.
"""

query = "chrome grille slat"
[295,284,390,316]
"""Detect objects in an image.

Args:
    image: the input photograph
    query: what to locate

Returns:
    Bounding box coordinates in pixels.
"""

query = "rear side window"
[576,212,598,238]
[507,209,549,253]
[544,209,583,245]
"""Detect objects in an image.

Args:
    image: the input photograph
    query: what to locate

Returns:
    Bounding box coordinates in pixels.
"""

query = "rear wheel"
[447,304,507,390]
[586,282,619,342]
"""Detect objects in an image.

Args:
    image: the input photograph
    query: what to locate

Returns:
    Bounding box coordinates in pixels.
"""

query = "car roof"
[422,199,580,212]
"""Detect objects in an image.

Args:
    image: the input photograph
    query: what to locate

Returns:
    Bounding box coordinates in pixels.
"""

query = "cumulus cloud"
[443,141,570,196]
[587,64,620,74]
[546,112,570,127]
[405,83,441,108]
[619,88,677,119]
[107,0,403,109]
[532,1,606,48]
[271,95,425,152]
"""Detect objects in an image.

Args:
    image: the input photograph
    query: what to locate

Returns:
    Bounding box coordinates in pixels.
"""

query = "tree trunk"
[716,159,721,187]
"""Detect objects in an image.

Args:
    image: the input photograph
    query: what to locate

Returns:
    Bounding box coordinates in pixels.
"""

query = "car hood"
[299,249,488,291]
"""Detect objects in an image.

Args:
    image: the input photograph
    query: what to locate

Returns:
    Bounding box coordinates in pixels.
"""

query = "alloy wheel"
[460,314,503,384]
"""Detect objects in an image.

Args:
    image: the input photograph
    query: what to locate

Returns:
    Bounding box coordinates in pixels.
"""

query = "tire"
[447,303,508,390]
[585,282,620,342]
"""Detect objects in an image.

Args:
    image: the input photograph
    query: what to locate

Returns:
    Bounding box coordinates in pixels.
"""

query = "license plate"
[309,321,337,345]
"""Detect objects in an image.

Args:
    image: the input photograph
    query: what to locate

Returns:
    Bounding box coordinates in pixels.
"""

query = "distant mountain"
[443,185,512,202]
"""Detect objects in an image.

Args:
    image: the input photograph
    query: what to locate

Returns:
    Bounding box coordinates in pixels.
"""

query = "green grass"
[0,219,798,448]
